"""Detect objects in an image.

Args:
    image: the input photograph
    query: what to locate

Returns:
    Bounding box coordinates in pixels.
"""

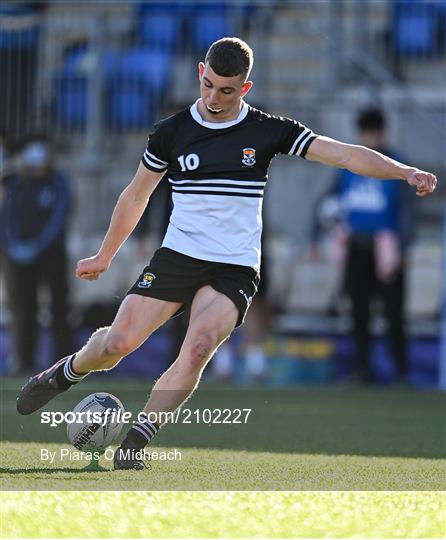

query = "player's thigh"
[180,285,238,356]
[109,294,183,350]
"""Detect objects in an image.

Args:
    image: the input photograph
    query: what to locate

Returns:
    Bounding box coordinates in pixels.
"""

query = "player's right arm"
[305,136,437,196]
[76,164,165,280]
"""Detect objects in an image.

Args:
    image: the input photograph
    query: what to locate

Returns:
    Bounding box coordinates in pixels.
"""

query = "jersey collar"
[190,99,249,129]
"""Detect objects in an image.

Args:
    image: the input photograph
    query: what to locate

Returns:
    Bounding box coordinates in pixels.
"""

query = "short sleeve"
[275,116,318,159]
[141,123,170,172]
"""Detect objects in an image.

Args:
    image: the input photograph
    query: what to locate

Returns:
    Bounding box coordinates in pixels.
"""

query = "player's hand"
[76,255,110,280]
[406,170,437,197]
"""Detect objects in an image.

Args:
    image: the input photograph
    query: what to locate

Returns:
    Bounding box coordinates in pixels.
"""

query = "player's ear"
[198,62,205,80]
[241,80,253,97]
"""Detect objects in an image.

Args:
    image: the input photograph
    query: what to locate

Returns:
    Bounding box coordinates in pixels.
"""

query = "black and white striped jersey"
[142,99,318,269]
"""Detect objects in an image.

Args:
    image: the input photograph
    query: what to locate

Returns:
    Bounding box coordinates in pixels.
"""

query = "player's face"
[198,62,252,122]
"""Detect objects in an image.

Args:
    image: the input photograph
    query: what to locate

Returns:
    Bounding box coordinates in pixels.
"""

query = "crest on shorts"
[138,272,156,288]
[242,148,256,167]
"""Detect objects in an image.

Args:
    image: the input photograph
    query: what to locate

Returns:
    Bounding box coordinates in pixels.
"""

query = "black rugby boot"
[113,443,149,471]
[17,357,71,415]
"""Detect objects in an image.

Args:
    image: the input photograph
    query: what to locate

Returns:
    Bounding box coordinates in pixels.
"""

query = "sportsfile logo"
[41,408,130,428]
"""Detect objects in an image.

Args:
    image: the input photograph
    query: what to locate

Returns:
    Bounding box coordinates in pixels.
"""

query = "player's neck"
[197,99,244,124]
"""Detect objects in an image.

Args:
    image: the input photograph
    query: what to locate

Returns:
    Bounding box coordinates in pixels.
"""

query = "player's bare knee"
[185,332,217,371]
[103,333,136,358]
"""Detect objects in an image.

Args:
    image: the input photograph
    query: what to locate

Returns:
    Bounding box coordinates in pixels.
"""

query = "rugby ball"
[67,393,124,452]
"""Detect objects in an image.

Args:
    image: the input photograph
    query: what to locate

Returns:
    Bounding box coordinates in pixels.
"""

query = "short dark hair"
[205,37,253,80]
[357,107,386,132]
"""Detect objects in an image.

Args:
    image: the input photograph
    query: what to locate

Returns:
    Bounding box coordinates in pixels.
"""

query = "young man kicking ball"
[17,37,437,469]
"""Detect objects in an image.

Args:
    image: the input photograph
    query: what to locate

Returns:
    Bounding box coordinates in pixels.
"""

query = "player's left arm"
[305,136,437,197]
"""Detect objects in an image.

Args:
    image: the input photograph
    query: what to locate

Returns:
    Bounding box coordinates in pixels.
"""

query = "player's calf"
[114,337,217,470]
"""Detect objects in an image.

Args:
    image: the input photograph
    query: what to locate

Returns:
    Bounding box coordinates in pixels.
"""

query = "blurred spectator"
[0,134,73,373]
[311,107,415,384]
[0,3,46,143]
[213,241,272,384]
[241,249,272,383]
[0,129,15,180]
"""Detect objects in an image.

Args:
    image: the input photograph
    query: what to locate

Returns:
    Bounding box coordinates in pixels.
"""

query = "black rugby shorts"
[127,247,260,327]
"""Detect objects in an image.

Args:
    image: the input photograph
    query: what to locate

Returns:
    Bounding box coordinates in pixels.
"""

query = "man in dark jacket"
[1,134,73,373]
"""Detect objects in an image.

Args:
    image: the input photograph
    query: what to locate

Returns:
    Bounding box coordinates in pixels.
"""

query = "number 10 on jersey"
[178,154,200,171]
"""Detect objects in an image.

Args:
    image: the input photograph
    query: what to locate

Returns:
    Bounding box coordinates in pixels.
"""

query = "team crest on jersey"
[138,272,156,288]
[242,148,256,167]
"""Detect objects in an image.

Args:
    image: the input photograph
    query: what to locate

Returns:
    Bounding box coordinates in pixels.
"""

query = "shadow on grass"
[0,467,110,474]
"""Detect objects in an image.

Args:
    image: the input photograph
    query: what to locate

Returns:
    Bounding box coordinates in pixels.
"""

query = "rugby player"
[17,38,437,469]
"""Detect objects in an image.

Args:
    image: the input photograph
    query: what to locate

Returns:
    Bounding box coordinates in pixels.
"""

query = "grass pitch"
[1,378,445,490]
[1,377,445,537]
[1,491,445,538]
[0,442,444,491]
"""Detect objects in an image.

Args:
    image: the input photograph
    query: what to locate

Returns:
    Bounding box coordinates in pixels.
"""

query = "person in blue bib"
[316,107,415,384]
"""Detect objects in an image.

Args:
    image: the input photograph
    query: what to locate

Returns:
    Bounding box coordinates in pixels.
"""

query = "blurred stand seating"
[54,44,119,129]
[108,48,172,129]
[393,0,445,57]
[192,4,232,55]
[138,12,181,51]
[54,45,171,130]
[0,2,46,143]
